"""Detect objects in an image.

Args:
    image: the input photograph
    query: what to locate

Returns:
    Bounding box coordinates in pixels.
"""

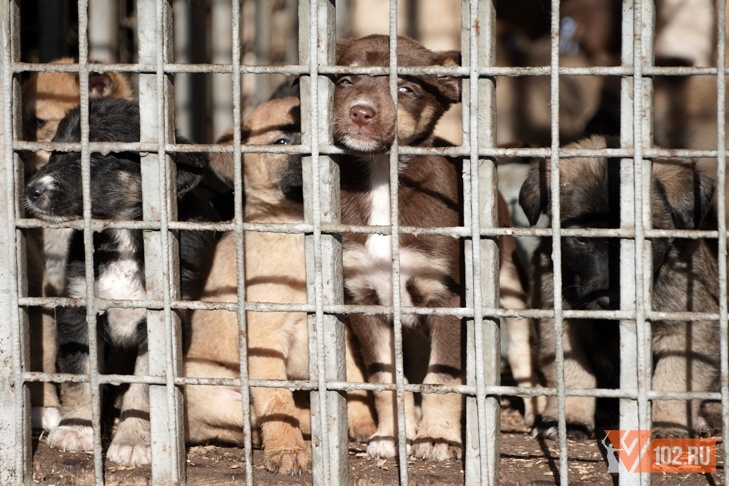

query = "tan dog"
[184,97,375,474]
[22,57,134,172]
[21,58,133,431]
[521,135,719,439]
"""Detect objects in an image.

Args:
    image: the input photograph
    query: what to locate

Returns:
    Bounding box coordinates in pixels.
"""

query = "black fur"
[25,99,215,453]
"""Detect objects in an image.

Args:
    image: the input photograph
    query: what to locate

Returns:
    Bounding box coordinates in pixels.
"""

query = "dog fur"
[25,98,213,465]
[519,135,720,439]
[21,58,134,431]
[184,97,376,474]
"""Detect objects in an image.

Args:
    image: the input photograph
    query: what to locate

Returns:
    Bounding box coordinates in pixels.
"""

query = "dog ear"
[518,159,551,226]
[434,50,462,104]
[172,133,209,197]
[657,165,715,229]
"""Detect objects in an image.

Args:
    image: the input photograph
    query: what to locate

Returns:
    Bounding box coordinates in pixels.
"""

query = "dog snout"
[596,296,611,309]
[350,104,375,127]
[26,179,48,203]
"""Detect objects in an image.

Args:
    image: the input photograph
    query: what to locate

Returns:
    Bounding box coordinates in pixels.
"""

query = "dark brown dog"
[520,135,720,439]
[333,35,465,460]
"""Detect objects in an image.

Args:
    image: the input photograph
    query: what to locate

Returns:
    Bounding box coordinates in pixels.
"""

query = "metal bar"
[546,1,570,484]
[618,0,641,483]
[715,0,728,477]
[386,2,410,484]
[635,2,654,486]
[138,0,185,482]
[0,1,30,483]
[230,1,254,484]
[88,0,118,62]
[300,1,348,484]
[76,2,107,483]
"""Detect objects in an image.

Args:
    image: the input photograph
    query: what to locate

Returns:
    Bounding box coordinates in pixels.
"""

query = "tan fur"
[185,97,375,474]
[22,57,134,171]
[21,58,134,431]
[522,135,720,439]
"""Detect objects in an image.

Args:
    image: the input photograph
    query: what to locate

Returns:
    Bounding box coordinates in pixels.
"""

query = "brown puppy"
[21,58,134,431]
[334,35,465,461]
[520,135,719,439]
[22,57,134,172]
[185,97,375,474]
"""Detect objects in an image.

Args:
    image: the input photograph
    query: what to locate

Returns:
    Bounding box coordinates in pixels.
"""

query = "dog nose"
[26,181,46,203]
[350,105,375,127]
[596,296,611,309]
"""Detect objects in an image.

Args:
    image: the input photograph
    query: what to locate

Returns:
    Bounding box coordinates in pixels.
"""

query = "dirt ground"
[30,401,725,485]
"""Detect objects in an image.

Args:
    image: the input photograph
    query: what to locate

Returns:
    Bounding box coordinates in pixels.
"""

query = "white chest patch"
[68,230,147,347]
[343,159,449,327]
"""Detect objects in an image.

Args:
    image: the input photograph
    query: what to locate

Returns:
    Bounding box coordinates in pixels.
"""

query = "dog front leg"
[411,313,463,461]
[249,312,310,475]
[533,319,596,439]
[107,340,151,465]
[652,321,719,437]
[344,326,376,442]
[349,313,417,459]
[47,306,97,453]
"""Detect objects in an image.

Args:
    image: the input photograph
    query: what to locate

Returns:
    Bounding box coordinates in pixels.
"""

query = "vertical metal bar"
[0,1,30,483]
[618,0,641,484]
[138,0,185,482]
[77,2,106,483]
[299,1,348,484]
[89,0,119,62]
[230,1,255,484]
[633,2,654,485]
[463,0,498,484]
[548,1,569,484]
[385,2,409,484]
[715,0,729,476]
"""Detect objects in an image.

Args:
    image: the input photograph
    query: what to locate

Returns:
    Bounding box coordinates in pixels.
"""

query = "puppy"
[25,98,213,465]
[184,97,375,474]
[333,35,466,461]
[21,58,134,430]
[520,135,719,439]
[22,57,134,172]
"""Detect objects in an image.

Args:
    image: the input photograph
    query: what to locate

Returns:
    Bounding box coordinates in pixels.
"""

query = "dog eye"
[336,77,353,86]
[572,237,588,245]
[398,85,414,94]
[274,137,290,145]
[33,117,47,129]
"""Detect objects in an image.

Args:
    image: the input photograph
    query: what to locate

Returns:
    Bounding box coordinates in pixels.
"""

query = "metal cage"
[0,0,727,484]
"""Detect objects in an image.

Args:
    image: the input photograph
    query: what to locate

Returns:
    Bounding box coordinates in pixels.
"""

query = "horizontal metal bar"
[13,218,722,241]
[17,140,729,161]
[16,296,722,323]
[12,61,729,77]
[19,371,724,402]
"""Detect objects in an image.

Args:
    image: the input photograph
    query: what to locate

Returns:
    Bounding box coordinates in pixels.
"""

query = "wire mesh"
[0,0,726,484]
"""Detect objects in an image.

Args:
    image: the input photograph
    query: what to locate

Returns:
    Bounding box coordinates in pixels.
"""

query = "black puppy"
[25,98,214,465]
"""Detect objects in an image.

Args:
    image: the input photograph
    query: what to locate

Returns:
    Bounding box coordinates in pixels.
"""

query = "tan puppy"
[21,58,133,431]
[22,57,134,172]
[184,97,375,474]
[521,135,719,439]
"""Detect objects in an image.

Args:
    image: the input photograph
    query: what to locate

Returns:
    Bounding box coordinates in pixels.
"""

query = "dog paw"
[366,436,412,459]
[348,416,377,443]
[531,417,592,440]
[47,424,93,452]
[106,442,152,465]
[411,437,462,461]
[264,446,312,475]
[32,406,61,431]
